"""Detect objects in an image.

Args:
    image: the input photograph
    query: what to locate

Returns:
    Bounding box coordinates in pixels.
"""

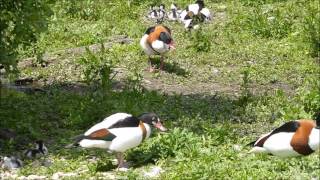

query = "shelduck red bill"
[169,42,176,50]
[154,121,167,132]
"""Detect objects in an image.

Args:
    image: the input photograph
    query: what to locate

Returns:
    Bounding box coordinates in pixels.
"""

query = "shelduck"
[24,140,48,158]
[249,114,320,157]
[140,25,175,72]
[69,113,167,169]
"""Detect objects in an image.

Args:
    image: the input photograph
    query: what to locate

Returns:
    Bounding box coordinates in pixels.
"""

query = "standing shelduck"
[249,114,320,157]
[69,113,167,170]
[140,25,175,72]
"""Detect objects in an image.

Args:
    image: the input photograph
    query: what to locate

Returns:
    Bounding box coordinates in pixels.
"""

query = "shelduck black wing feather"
[108,116,140,129]
[270,121,300,135]
[250,121,300,147]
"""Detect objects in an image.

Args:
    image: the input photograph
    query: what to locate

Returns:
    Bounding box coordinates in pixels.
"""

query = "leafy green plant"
[190,29,212,52]
[302,1,320,57]
[78,44,118,91]
[0,0,53,71]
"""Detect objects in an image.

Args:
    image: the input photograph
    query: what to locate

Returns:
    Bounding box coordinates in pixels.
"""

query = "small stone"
[233,144,242,151]
[144,166,163,177]
[27,175,46,180]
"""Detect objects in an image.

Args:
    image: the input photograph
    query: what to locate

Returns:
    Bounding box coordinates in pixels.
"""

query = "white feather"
[188,4,201,15]
[84,113,132,136]
[200,8,211,21]
[248,146,268,154]
[179,10,188,22]
[140,34,156,56]
[183,19,193,29]
[151,40,170,54]
[263,132,299,157]
[308,128,320,151]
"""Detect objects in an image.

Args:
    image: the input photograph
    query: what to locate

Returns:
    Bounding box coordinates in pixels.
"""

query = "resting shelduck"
[140,25,175,72]
[69,113,167,170]
[249,114,320,157]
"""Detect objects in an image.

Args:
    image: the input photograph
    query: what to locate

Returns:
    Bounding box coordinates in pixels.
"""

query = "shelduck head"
[138,113,167,131]
[159,31,175,50]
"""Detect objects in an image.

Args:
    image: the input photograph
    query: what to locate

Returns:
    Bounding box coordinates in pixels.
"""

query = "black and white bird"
[24,140,48,158]
[168,4,181,21]
[1,156,23,169]
[68,113,167,170]
[140,25,175,72]
[147,5,158,20]
[157,4,166,23]
[248,115,320,157]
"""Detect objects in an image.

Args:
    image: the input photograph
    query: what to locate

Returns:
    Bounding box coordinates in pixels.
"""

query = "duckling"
[248,114,320,157]
[140,25,175,72]
[168,3,181,21]
[156,4,166,24]
[24,140,48,158]
[147,5,158,20]
[1,156,23,169]
[69,113,167,170]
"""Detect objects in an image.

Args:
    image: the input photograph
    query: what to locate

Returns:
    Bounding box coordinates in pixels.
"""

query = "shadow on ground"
[0,78,272,167]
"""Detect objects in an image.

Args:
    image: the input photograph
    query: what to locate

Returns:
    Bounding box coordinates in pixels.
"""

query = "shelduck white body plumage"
[249,116,320,157]
[140,25,175,72]
[70,112,167,169]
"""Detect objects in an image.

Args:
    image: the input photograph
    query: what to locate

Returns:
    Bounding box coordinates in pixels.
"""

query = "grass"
[1,0,320,179]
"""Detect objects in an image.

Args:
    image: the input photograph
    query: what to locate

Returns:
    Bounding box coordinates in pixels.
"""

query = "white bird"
[248,115,320,157]
[69,113,167,170]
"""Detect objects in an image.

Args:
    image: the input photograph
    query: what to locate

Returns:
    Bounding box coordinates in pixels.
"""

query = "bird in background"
[140,25,175,72]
